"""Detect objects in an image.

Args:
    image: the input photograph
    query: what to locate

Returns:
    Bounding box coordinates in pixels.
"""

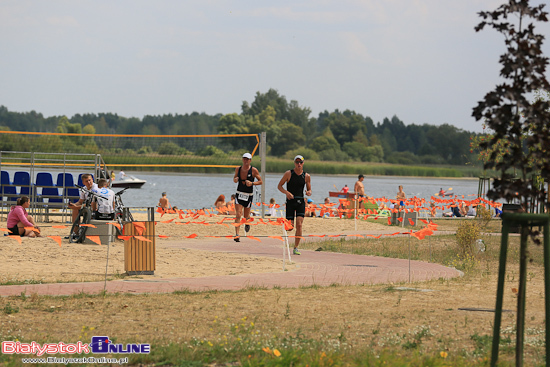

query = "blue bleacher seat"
[13,171,31,196]
[36,172,55,187]
[56,173,75,187]
[1,171,16,202]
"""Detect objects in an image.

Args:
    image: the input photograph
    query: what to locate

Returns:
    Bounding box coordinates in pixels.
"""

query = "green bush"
[456,220,481,256]
[158,142,181,155]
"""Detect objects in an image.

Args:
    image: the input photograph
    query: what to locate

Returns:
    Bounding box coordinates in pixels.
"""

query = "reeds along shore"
[104,155,483,177]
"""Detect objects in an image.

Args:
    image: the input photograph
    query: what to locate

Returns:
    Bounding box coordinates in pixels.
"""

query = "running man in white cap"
[233,152,262,242]
[277,155,312,255]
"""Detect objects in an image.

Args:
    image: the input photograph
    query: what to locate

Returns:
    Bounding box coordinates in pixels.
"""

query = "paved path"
[0,234,462,297]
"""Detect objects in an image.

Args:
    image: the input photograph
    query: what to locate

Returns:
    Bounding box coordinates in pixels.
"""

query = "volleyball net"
[0,131,260,172]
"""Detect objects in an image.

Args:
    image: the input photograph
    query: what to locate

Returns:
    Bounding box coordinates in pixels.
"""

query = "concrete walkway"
[0,234,462,297]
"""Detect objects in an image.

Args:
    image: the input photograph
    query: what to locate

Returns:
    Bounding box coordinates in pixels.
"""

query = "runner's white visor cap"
[242,153,252,159]
[294,155,304,162]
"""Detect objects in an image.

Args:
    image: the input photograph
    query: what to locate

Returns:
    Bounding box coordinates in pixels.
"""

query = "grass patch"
[1,218,547,366]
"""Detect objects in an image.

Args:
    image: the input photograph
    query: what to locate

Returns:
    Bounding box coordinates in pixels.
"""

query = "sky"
[1,1,549,133]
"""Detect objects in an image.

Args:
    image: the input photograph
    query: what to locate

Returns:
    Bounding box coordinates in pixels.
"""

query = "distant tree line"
[0,89,477,165]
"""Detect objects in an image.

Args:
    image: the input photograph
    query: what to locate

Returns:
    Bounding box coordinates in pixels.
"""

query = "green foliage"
[476,205,492,229]
[157,142,181,155]
[138,146,153,155]
[455,220,480,256]
[196,145,226,157]
[3,303,19,315]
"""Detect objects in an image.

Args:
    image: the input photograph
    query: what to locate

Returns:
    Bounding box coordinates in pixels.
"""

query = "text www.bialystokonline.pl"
[22,356,128,364]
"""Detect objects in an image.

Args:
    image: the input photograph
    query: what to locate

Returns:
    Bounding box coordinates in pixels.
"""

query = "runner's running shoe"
[293,248,301,255]
[234,236,240,242]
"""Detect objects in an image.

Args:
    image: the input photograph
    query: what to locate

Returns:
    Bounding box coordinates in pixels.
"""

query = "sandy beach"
[0,211,390,284]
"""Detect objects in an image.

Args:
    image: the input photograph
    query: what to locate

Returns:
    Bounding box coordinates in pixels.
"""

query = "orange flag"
[8,235,22,244]
[158,235,170,238]
[48,236,62,247]
[387,218,392,225]
[347,234,364,238]
[408,218,415,226]
[0,228,9,232]
[133,222,146,236]
[134,235,152,243]
[86,235,102,245]
[268,236,284,241]
[247,236,261,242]
[397,217,403,223]
[419,219,428,225]
[185,233,198,239]
[81,224,97,228]
[52,225,67,229]
[161,218,175,223]
[106,222,121,231]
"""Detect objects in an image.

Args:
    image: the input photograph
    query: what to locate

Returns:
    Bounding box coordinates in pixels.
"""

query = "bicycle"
[113,187,134,236]
[69,185,107,243]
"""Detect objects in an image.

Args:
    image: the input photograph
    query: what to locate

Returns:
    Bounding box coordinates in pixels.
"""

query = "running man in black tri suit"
[277,155,312,255]
[233,152,262,242]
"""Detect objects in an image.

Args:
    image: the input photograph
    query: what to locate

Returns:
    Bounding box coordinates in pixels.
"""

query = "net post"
[260,132,267,218]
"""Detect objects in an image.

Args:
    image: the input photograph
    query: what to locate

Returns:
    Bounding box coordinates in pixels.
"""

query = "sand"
[0,211,390,284]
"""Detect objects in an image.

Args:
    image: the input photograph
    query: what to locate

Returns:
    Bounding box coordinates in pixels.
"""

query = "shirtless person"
[354,174,365,198]
[158,192,171,211]
[353,174,366,210]
[233,153,262,242]
[277,155,312,255]
[396,185,406,209]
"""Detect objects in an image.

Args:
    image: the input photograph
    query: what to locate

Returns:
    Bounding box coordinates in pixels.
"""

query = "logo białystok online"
[2,337,150,356]
[90,337,150,354]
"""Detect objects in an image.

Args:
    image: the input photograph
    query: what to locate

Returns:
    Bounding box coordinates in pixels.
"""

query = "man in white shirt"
[95,179,115,220]
[68,173,99,223]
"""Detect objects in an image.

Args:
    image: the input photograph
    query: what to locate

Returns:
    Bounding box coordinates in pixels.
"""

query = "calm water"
[119,171,479,211]
[2,168,480,211]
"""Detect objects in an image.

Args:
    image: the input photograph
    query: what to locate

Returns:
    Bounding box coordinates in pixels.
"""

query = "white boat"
[111,175,146,189]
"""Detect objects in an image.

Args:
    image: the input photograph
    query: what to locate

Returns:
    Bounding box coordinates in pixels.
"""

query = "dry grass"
[1,216,547,366]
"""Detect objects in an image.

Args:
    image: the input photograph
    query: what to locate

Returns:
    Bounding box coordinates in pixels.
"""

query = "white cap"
[294,155,304,162]
[242,153,252,159]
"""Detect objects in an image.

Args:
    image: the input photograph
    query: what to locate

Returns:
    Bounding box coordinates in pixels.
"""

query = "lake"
[117,171,480,212]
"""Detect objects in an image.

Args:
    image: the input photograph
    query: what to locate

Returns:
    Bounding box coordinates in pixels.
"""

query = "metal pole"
[543,221,550,364]
[516,224,529,367]
[491,219,510,367]
[408,235,411,283]
[260,132,266,219]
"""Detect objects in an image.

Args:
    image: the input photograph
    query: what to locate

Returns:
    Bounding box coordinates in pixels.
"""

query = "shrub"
[456,220,480,256]
[476,205,492,229]
[158,142,181,155]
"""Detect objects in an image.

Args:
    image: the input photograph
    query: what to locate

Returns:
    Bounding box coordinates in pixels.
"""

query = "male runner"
[233,152,262,242]
[277,155,312,255]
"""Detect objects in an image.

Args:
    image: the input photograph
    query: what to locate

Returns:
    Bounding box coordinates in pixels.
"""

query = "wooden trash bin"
[124,221,156,275]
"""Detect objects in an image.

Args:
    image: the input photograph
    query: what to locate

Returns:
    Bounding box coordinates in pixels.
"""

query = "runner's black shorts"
[286,198,306,220]
[235,192,253,208]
